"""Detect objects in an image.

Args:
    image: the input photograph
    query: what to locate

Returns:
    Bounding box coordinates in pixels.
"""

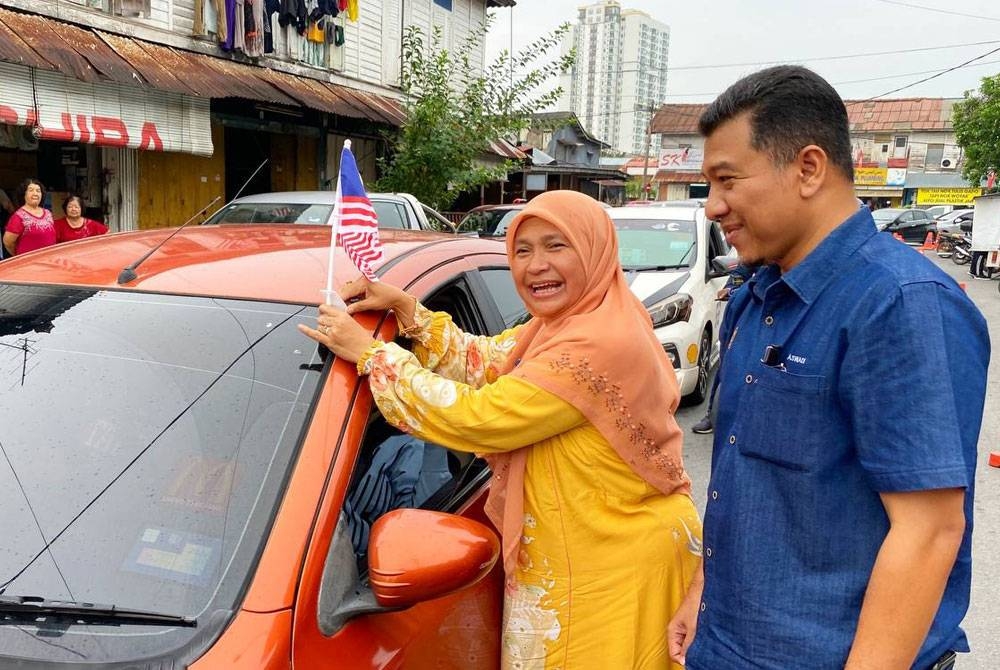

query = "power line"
[847,43,1000,104]
[564,40,1000,77]
[872,0,1000,22]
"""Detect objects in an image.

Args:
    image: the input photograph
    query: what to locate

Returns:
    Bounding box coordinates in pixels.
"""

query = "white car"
[609,202,733,402]
[202,191,457,232]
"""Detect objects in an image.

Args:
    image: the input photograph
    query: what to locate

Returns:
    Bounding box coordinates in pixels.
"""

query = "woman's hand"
[340,277,416,328]
[298,303,379,364]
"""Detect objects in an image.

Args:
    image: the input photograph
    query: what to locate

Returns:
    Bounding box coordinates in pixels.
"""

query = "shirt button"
[764,315,774,326]
[711,490,719,500]
[706,547,713,558]
[700,602,707,612]
[745,374,753,384]
[728,434,736,445]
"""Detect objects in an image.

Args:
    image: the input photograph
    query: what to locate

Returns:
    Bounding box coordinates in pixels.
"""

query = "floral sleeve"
[403,302,522,389]
[357,342,584,454]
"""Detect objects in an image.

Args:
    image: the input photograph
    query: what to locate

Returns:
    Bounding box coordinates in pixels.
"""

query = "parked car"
[459,204,526,236]
[608,202,732,402]
[934,208,974,235]
[0,225,532,668]
[203,191,457,232]
[871,207,935,244]
[924,205,955,219]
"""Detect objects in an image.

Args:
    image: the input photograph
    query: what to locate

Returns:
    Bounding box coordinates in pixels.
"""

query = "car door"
[910,211,932,242]
[291,267,505,670]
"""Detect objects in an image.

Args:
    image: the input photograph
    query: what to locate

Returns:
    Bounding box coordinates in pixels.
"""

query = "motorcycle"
[950,233,972,265]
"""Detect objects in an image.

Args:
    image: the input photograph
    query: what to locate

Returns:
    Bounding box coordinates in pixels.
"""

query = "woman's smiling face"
[510,217,587,319]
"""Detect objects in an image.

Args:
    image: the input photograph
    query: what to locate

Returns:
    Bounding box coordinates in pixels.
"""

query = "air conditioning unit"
[940,158,954,169]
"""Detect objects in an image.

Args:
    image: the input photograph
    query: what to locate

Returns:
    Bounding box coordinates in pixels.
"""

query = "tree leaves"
[375,18,574,211]
[953,75,1000,186]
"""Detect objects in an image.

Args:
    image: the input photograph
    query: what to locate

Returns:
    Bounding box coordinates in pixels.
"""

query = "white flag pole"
[322,139,350,309]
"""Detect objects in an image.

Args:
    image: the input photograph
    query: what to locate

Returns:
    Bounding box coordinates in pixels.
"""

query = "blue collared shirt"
[687,207,990,669]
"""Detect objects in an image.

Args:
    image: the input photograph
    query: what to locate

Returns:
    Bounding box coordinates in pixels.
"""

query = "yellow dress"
[359,305,703,670]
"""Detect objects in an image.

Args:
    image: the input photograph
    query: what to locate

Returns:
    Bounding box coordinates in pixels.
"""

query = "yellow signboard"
[916,187,983,206]
[854,167,887,186]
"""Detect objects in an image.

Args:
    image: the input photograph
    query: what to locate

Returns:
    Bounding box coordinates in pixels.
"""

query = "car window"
[342,279,491,577]
[479,268,529,329]
[422,205,457,233]
[900,211,914,222]
[0,285,324,662]
[205,203,333,225]
[371,201,408,229]
[612,218,698,268]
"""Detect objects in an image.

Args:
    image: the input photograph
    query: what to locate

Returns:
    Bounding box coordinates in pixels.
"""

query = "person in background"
[0,189,15,259]
[668,65,988,670]
[3,178,57,256]
[690,261,757,435]
[302,190,703,669]
[54,195,108,243]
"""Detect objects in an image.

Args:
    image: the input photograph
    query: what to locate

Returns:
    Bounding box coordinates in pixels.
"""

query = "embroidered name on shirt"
[786,354,807,365]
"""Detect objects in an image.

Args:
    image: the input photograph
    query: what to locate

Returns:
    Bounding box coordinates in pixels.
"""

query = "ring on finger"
[318,324,330,335]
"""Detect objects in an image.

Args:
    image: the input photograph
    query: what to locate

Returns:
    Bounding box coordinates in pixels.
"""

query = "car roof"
[607,204,703,220]
[0,227,506,304]
[224,192,412,205]
[467,204,525,213]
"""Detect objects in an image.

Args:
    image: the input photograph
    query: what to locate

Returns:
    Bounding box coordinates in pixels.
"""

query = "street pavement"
[675,248,1000,668]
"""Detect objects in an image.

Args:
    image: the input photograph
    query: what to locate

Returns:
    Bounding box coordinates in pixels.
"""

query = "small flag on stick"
[323,140,384,305]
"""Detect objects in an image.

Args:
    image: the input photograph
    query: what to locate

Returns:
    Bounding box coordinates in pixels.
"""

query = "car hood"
[624,269,691,305]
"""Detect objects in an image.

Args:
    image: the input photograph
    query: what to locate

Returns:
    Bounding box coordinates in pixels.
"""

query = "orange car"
[0,225,525,668]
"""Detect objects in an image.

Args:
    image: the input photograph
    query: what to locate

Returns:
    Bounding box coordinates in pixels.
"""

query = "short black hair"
[18,177,45,204]
[63,194,84,212]
[699,65,854,181]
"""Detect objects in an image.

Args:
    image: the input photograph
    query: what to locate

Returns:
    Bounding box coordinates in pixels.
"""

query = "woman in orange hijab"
[302,190,702,669]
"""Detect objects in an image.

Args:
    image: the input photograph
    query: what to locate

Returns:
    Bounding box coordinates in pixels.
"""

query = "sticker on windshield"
[161,458,235,514]
[122,527,220,586]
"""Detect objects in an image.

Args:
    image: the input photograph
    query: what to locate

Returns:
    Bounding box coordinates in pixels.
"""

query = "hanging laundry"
[346,0,358,22]
[233,0,247,52]
[263,0,279,53]
[245,0,265,57]
[222,0,236,50]
[278,0,307,35]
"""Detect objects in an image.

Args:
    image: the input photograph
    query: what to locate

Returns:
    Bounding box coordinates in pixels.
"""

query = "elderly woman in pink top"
[3,178,57,256]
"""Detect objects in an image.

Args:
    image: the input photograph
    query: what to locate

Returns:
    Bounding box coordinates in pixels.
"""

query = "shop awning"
[654,170,705,183]
[0,7,404,126]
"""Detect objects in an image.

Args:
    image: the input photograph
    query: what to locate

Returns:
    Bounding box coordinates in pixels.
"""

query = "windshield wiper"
[623,264,689,271]
[0,595,196,627]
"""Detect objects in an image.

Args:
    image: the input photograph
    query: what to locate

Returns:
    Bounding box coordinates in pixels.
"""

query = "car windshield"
[205,202,333,225]
[461,209,519,236]
[613,218,697,268]
[0,285,324,665]
[872,209,903,222]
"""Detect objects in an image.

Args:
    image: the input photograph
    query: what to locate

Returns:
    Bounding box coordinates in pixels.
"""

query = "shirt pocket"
[737,365,830,472]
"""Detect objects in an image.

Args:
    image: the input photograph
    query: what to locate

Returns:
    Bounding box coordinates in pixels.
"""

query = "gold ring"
[318,324,329,335]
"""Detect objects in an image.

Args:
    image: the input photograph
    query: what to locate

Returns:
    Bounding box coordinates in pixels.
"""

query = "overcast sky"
[484,0,1000,104]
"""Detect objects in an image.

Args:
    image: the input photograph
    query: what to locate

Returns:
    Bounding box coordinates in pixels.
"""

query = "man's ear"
[796,144,828,199]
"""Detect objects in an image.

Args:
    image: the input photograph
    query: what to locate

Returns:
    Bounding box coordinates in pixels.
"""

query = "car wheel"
[952,250,970,265]
[687,329,712,405]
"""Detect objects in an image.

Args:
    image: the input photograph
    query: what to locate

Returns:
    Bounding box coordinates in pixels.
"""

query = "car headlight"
[646,293,693,329]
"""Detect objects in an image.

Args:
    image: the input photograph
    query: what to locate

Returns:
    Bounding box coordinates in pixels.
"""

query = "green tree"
[375,19,574,211]
[952,74,1000,187]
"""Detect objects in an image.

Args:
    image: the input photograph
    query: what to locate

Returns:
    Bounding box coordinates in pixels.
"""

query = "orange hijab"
[484,190,691,580]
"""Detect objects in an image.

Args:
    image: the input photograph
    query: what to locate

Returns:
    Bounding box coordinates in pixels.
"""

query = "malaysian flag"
[330,141,384,281]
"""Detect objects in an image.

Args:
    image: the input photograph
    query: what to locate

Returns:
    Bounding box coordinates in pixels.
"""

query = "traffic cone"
[989,451,1000,468]
[893,232,905,242]
[959,281,968,291]
[920,231,937,251]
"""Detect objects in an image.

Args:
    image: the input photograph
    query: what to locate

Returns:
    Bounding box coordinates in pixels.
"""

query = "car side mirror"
[709,255,733,279]
[369,509,499,608]
[960,221,973,233]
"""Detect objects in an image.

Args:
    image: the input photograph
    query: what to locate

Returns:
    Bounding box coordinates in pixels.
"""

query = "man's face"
[702,114,807,267]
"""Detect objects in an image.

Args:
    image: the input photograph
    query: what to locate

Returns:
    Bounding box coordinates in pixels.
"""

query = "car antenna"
[116,159,269,285]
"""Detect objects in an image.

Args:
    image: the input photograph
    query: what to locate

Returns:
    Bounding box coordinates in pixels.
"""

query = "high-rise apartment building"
[559,1,670,155]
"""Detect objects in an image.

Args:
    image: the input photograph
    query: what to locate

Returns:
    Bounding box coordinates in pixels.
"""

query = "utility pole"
[640,102,654,200]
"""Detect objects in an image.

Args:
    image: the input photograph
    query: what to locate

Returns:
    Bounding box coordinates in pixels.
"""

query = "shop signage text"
[916,187,982,206]
[658,148,703,171]
[0,106,164,151]
[854,167,887,186]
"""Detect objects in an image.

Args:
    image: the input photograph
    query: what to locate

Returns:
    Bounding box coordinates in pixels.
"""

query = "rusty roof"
[651,98,961,135]
[0,7,403,126]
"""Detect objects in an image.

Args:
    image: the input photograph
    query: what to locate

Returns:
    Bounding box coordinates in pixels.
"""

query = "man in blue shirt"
[668,65,989,669]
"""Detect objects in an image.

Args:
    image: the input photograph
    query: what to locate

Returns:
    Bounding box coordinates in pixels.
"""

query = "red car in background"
[0,225,526,668]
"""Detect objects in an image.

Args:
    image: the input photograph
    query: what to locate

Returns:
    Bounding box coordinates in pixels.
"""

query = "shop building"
[0,0,510,231]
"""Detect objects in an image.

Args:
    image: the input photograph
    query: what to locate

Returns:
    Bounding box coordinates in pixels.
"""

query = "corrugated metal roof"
[651,98,961,135]
[488,138,527,160]
[0,7,404,126]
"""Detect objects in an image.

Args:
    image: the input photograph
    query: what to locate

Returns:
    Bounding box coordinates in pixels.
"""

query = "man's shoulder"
[851,232,957,292]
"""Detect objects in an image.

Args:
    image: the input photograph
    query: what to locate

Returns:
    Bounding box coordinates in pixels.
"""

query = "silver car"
[934,209,974,235]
